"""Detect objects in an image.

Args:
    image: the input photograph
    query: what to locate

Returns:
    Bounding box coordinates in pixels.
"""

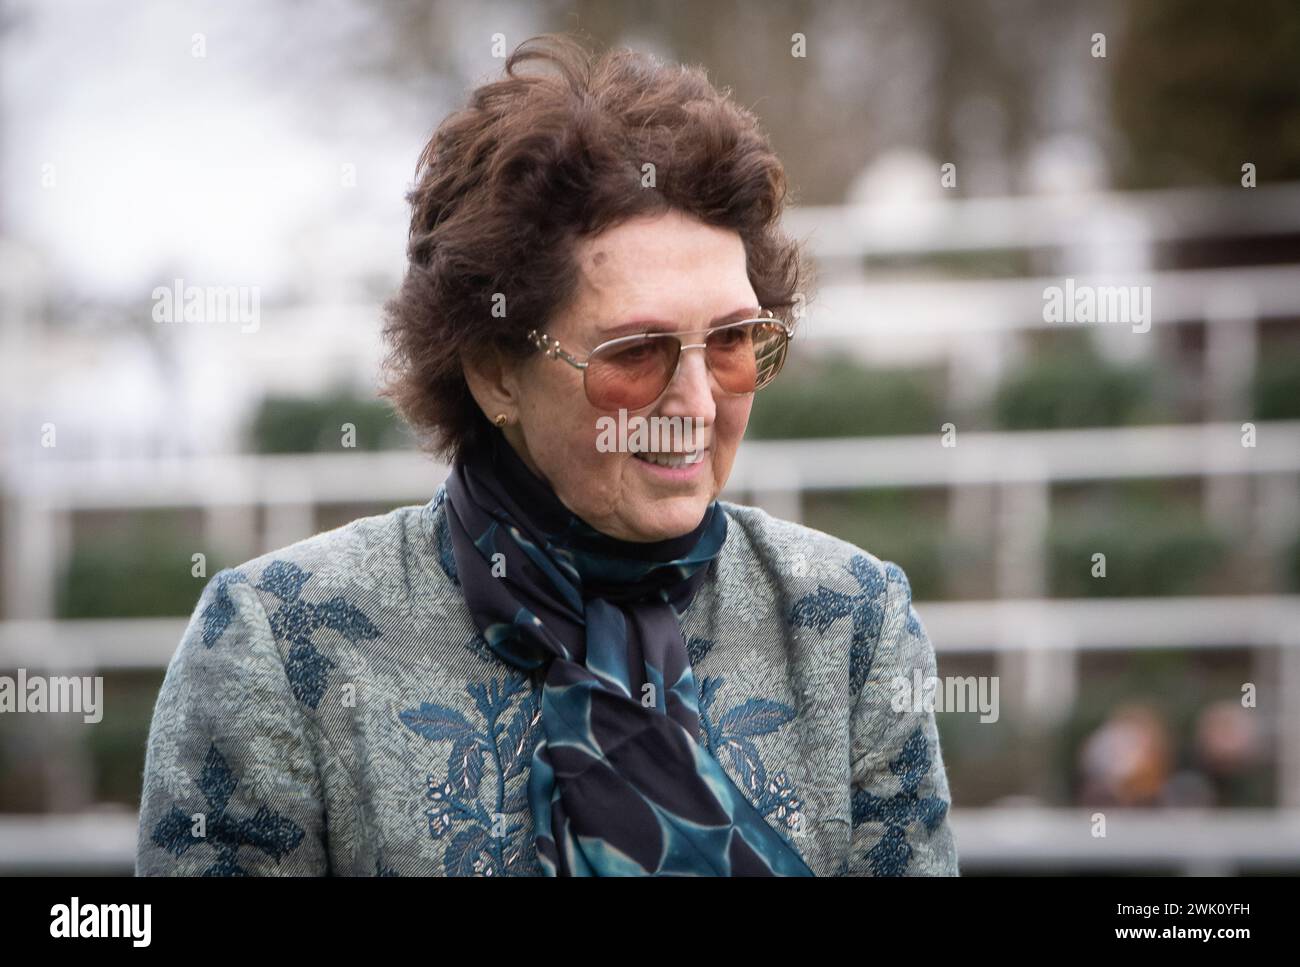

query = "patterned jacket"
[135,486,960,876]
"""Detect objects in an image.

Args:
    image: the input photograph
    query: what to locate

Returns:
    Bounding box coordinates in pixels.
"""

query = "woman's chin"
[622,497,710,542]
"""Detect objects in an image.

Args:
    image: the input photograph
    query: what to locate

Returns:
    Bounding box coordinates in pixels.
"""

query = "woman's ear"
[461,344,524,423]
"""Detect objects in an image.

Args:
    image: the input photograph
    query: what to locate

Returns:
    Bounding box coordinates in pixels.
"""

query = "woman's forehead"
[567,249,754,336]
[561,279,758,341]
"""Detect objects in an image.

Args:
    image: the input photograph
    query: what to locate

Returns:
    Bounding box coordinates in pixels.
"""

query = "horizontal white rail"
[949,807,1300,871]
[0,812,139,874]
[800,263,1300,338]
[730,422,1300,490]
[5,422,1298,509]
[2,596,1297,670]
[0,617,187,670]
[784,183,1300,258]
[4,450,452,509]
[921,596,1300,652]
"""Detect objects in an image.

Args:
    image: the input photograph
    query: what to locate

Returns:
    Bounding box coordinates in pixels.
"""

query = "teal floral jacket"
[135,487,960,876]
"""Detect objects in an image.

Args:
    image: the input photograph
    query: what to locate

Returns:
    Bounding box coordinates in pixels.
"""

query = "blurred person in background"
[1194,700,1267,806]
[1077,703,1173,807]
[134,33,958,877]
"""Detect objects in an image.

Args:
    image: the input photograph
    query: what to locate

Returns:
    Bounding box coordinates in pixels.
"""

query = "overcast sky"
[0,0,465,303]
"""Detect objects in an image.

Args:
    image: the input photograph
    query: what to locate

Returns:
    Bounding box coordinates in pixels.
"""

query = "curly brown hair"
[379,32,810,462]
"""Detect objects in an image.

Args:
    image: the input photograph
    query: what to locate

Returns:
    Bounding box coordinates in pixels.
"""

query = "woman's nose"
[656,347,717,421]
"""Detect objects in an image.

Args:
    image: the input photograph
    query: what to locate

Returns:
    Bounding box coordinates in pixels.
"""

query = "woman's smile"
[629,445,711,482]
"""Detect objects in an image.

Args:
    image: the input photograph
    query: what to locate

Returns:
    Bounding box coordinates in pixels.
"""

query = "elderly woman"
[136,34,959,877]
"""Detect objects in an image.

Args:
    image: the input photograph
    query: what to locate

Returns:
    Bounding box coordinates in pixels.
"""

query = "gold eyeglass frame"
[525,308,793,405]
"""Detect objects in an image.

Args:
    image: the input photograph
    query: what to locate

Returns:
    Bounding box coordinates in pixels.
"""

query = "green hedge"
[1253,354,1300,421]
[57,540,219,619]
[751,345,1176,438]
[1049,511,1228,597]
[994,349,1165,430]
[747,357,942,439]
[86,672,168,806]
[802,489,948,600]
[802,491,1232,600]
[250,392,411,453]
[56,511,222,619]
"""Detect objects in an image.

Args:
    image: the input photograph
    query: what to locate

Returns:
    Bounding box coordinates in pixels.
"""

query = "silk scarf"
[442,426,814,876]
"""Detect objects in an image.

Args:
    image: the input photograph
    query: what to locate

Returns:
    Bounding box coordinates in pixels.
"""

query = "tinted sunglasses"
[526,310,792,411]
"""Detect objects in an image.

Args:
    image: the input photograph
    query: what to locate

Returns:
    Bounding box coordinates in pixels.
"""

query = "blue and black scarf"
[443,426,814,876]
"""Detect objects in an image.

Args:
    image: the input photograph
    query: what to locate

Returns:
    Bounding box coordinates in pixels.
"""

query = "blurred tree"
[352,0,1111,204]
[1112,0,1300,187]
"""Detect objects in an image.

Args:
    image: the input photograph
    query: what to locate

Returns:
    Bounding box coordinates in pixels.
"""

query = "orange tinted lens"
[584,336,679,410]
[750,322,789,389]
[706,321,787,393]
